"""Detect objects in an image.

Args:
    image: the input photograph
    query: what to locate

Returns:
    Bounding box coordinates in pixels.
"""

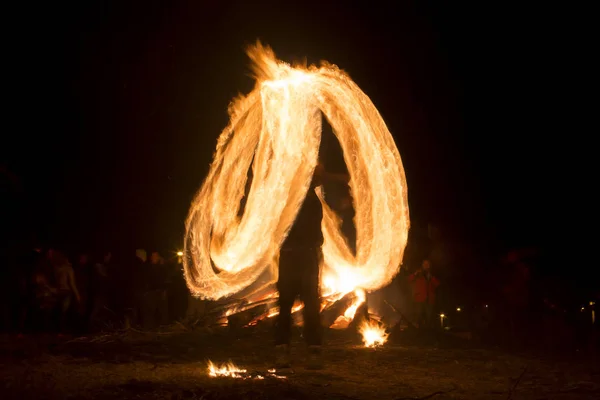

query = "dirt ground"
[1,325,599,400]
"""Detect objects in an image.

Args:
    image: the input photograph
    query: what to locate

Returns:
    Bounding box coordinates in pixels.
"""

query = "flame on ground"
[207,361,247,378]
[183,41,409,322]
[359,319,389,348]
[207,361,286,380]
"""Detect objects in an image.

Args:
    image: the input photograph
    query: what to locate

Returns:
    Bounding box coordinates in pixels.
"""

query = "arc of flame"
[183,42,409,301]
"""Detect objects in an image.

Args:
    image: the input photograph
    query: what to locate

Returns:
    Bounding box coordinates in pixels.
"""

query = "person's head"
[103,251,112,264]
[79,254,89,265]
[150,251,161,265]
[507,250,519,264]
[48,249,68,268]
[340,195,352,211]
[315,161,325,175]
[312,160,325,186]
[135,249,147,263]
[421,259,431,271]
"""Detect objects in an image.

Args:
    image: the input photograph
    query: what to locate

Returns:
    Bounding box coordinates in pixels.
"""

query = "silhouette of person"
[275,162,326,369]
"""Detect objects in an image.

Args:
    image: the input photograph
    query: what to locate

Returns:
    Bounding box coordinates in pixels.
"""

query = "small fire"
[208,361,247,378]
[359,320,388,348]
[207,361,287,380]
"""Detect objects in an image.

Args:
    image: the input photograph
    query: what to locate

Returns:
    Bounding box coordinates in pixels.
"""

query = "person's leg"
[415,301,426,329]
[176,289,188,321]
[158,290,169,326]
[275,278,297,345]
[300,248,324,370]
[130,290,143,328]
[58,294,72,334]
[141,291,156,329]
[411,299,420,328]
[84,290,96,332]
[88,296,100,332]
[17,295,30,334]
[300,249,322,347]
[275,292,295,342]
[1,294,10,332]
[90,291,111,332]
[43,305,54,332]
[425,302,434,330]
[275,250,300,367]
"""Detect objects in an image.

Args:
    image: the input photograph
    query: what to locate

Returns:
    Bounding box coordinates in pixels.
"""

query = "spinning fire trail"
[183,42,409,319]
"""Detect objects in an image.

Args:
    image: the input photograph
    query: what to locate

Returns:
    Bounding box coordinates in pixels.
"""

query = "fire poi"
[183,42,409,344]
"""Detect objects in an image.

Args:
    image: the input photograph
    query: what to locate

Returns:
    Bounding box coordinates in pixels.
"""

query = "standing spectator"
[409,259,440,330]
[49,249,80,335]
[88,251,112,331]
[73,252,93,332]
[140,251,169,329]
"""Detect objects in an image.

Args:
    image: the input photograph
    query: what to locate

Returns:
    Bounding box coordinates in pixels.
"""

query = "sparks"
[183,41,409,308]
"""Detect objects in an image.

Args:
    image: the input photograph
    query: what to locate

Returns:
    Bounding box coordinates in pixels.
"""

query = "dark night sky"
[4,1,576,264]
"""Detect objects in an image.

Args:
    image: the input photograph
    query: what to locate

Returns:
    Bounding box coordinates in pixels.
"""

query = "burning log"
[208,286,377,333]
[321,292,357,328]
[347,301,369,331]
[236,297,278,312]
[227,304,269,330]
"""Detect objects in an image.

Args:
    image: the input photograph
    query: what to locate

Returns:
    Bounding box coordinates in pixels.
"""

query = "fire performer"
[182,42,410,368]
[275,161,343,369]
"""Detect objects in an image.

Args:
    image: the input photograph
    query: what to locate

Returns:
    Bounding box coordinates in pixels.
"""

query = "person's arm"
[67,266,81,303]
[314,163,349,185]
[408,271,419,283]
[95,263,107,277]
[325,171,350,183]
[37,274,57,294]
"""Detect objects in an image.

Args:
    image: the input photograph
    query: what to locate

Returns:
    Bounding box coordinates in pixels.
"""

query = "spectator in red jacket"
[409,259,440,329]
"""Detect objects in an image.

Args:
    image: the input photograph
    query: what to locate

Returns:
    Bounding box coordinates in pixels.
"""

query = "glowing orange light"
[207,361,286,380]
[359,320,388,348]
[207,361,247,378]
